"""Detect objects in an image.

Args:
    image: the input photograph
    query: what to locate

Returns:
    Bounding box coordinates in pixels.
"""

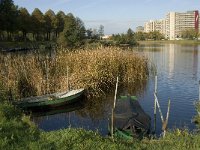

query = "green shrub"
[0,103,55,150]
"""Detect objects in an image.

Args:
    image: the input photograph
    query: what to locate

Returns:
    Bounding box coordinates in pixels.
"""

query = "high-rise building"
[144,19,166,35]
[144,10,199,40]
[166,10,199,40]
[144,20,154,32]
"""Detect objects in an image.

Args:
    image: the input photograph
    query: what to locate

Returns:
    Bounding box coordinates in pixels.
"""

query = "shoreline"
[138,40,200,45]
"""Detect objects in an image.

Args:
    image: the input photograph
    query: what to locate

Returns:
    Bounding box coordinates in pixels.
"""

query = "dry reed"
[0,47,149,99]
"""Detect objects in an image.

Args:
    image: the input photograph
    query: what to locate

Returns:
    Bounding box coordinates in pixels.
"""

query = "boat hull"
[16,89,85,110]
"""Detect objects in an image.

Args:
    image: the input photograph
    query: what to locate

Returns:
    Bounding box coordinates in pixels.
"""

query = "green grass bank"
[1,102,200,150]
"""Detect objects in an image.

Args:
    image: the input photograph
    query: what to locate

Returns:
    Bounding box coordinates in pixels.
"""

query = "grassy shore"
[0,47,149,99]
[138,40,200,45]
[1,102,200,150]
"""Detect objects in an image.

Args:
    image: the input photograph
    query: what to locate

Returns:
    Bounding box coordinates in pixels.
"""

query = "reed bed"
[0,47,149,99]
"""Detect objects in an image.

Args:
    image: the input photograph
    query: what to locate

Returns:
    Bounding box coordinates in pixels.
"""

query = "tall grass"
[0,47,149,99]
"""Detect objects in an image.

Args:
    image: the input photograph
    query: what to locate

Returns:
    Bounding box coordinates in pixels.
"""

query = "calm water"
[32,43,200,135]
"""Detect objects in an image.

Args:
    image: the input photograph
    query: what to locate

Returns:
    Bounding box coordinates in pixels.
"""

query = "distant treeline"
[0,0,84,43]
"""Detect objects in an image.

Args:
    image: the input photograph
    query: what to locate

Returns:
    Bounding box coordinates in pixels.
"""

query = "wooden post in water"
[45,56,49,94]
[153,75,157,133]
[111,108,114,139]
[113,77,119,108]
[162,99,171,137]
[165,99,171,127]
[154,93,164,123]
[111,76,119,139]
[67,66,69,91]
[154,75,157,115]
[199,80,200,101]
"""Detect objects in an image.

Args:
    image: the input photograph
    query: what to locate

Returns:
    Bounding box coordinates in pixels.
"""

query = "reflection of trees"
[119,79,148,96]
[75,79,148,121]
[76,96,111,121]
[31,115,45,126]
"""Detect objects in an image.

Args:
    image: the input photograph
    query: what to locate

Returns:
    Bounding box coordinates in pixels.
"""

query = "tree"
[111,29,137,46]
[126,28,136,44]
[18,7,31,40]
[148,31,164,40]
[181,29,198,40]
[44,9,55,40]
[58,13,86,48]
[53,11,65,38]
[31,8,45,40]
[0,0,18,40]
[98,25,104,39]
[86,28,93,39]
[135,32,146,41]
[127,28,134,37]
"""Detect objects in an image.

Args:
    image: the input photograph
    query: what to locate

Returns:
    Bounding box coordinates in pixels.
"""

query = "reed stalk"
[0,47,150,99]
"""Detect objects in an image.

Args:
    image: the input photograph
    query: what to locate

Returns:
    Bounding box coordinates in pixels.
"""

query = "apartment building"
[166,10,199,40]
[144,10,199,40]
[144,19,166,35]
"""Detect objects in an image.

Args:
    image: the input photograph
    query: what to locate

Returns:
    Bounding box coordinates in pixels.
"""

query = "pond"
[32,43,200,136]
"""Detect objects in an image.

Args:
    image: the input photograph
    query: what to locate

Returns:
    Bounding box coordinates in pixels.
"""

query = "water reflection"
[138,43,200,135]
[31,81,148,135]
[30,44,200,135]
[168,44,175,79]
[19,43,200,135]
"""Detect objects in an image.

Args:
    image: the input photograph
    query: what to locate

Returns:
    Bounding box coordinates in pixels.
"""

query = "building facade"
[144,10,199,40]
[144,19,166,35]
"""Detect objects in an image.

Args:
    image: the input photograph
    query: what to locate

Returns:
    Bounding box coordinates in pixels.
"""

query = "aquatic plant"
[0,47,149,99]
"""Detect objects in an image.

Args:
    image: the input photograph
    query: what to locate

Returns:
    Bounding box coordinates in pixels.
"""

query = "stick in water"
[111,76,119,139]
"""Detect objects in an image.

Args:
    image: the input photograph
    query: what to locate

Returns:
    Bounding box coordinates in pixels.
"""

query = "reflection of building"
[136,26,144,32]
[144,10,199,40]
[168,44,175,78]
[193,46,198,79]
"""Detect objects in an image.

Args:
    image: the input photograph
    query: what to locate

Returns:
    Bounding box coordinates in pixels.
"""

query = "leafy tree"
[148,31,164,40]
[135,32,146,41]
[181,29,198,40]
[44,9,55,40]
[86,28,93,39]
[98,25,104,39]
[18,7,31,40]
[31,8,45,40]
[53,11,65,38]
[126,28,136,45]
[58,13,86,48]
[111,28,137,46]
[0,0,18,40]
[127,28,134,37]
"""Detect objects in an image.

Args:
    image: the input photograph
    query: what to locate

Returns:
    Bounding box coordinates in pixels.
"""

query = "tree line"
[181,29,199,40]
[0,0,108,49]
[110,29,165,46]
[0,0,69,41]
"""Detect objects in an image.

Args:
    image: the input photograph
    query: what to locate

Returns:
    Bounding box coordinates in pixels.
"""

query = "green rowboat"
[15,88,84,109]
